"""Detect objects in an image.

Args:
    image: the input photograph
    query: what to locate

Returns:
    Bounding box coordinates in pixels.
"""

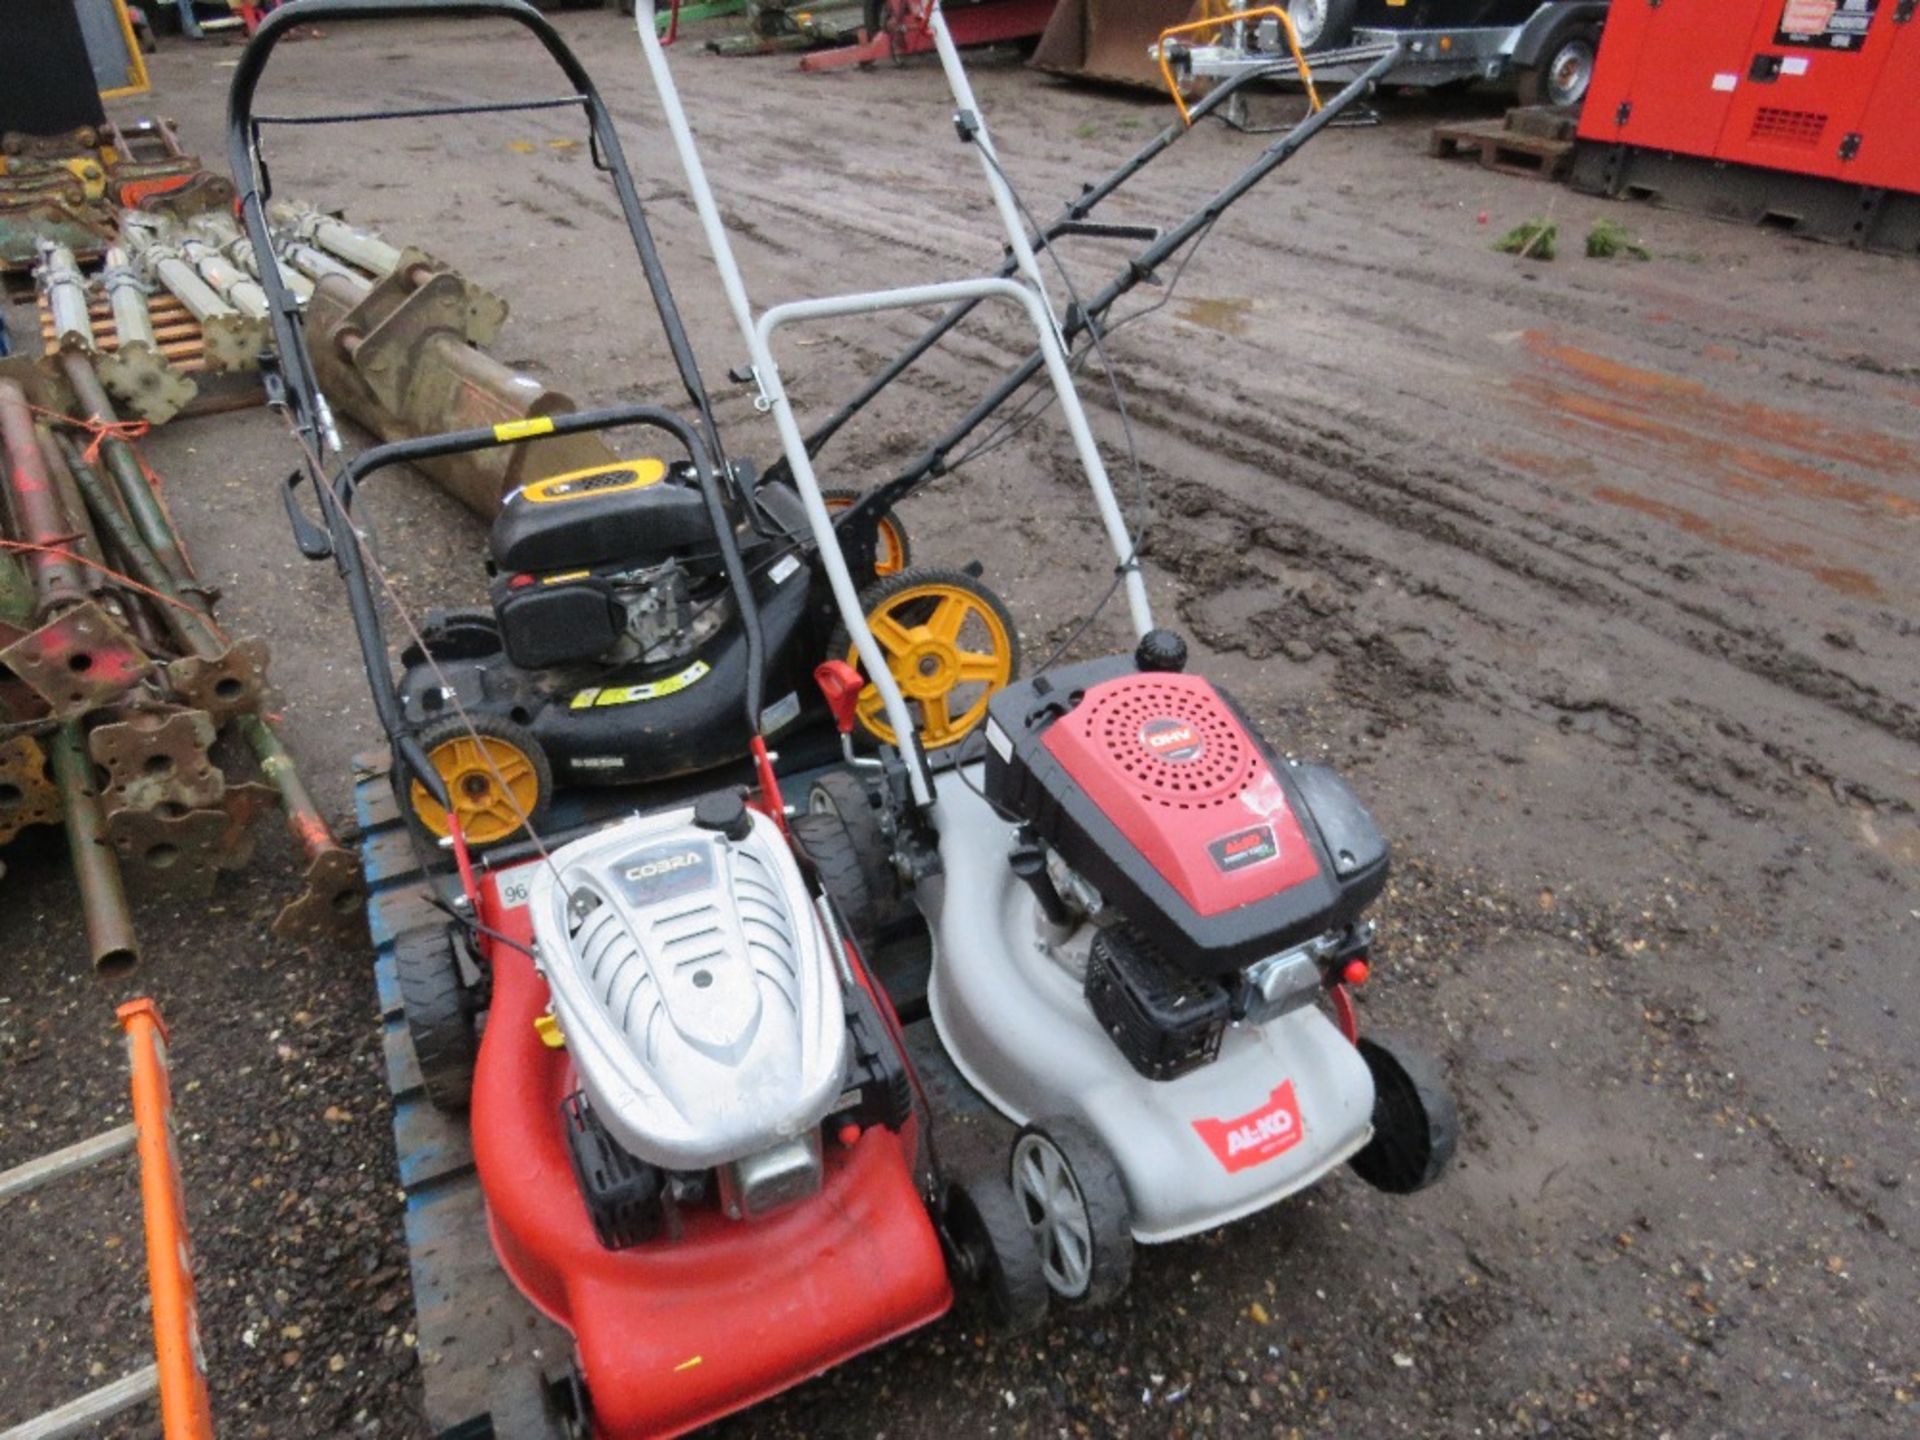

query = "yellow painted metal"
[844,579,1014,750]
[1157,6,1320,125]
[99,0,151,100]
[521,457,666,504]
[409,732,543,845]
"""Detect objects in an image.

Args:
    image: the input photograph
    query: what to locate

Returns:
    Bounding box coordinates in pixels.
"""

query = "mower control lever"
[814,660,865,736]
[280,469,333,560]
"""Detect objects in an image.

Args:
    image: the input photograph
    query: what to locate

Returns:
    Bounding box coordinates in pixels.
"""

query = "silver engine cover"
[527,807,847,1172]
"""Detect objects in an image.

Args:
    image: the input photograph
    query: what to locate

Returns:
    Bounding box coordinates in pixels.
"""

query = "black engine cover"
[494,577,624,670]
[491,459,715,574]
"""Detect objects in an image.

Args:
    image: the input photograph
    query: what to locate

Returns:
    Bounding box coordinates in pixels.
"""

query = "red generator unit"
[1570,0,1920,254]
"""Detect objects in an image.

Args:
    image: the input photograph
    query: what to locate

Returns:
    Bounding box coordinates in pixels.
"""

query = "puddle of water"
[1176,296,1253,337]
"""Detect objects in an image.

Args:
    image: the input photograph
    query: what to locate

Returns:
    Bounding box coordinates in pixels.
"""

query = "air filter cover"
[526,806,846,1170]
[983,653,1388,973]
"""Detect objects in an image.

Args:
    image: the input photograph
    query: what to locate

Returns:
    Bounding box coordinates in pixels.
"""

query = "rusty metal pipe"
[59,354,206,601]
[236,713,368,943]
[0,379,89,610]
[49,719,140,978]
[57,434,220,659]
[38,423,107,571]
[237,714,334,862]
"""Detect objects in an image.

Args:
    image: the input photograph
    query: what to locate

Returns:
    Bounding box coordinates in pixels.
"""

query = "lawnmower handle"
[332,405,701,512]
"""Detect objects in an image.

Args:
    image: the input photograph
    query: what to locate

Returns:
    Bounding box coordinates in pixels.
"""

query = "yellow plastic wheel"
[822,488,911,578]
[408,713,551,848]
[831,568,1019,751]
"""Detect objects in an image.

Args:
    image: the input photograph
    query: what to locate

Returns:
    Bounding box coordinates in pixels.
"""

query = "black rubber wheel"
[810,768,908,923]
[395,924,478,1113]
[408,711,552,850]
[790,812,879,958]
[1287,0,1359,54]
[399,606,503,670]
[1348,1036,1458,1194]
[826,567,1021,753]
[1009,1117,1133,1308]
[944,1175,1050,1336]
[1515,21,1601,109]
[821,487,912,578]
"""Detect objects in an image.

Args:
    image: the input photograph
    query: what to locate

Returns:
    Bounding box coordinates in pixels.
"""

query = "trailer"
[1037,0,1610,105]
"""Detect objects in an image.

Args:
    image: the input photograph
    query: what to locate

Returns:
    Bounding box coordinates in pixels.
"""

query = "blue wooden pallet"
[354,756,573,1440]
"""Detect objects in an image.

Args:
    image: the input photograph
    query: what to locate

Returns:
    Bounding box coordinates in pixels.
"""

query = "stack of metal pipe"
[1,282,367,967]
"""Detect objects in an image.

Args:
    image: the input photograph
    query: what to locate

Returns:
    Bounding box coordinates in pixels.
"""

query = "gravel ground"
[2,8,1915,1438]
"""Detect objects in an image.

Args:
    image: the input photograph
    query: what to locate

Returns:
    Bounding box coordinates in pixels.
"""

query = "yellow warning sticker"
[493,416,556,443]
[569,660,711,710]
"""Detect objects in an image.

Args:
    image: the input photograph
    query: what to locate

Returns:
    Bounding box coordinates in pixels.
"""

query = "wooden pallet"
[1430,117,1576,182]
[39,290,212,372]
[35,290,265,418]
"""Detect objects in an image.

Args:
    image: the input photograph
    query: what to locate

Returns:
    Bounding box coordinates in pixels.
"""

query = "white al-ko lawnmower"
[635,1,1454,1322]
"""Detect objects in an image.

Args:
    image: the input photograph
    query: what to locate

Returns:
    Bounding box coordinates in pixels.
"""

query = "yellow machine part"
[518,457,668,503]
[844,576,1016,750]
[409,730,544,846]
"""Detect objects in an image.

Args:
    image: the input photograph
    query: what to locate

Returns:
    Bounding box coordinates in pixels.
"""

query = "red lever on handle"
[814,660,866,736]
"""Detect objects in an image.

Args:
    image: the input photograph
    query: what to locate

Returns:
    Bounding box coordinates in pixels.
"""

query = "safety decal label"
[1192,1081,1305,1173]
[492,860,543,913]
[492,416,555,443]
[761,690,801,735]
[1777,0,1876,49]
[569,659,711,709]
[1208,823,1278,874]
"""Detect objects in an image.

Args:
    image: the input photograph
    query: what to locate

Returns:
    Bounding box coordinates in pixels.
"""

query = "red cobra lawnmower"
[227,4,1048,1434]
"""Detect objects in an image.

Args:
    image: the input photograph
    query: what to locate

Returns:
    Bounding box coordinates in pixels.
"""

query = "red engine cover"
[469,869,951,1439]
[1040,672,1322,918]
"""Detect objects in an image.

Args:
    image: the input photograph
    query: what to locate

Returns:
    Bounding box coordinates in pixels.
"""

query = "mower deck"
[354,734,853,1438]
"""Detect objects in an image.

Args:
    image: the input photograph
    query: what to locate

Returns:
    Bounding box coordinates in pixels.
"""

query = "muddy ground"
[2,8,1915,1438]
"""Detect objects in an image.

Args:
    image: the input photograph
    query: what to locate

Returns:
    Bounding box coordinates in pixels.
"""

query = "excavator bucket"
[1031,0,1204,91]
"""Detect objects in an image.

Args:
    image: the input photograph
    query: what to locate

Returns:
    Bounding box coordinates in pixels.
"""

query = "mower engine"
[982,632,1387,1081]
[526,793,909,1245]
[489,458,738,673]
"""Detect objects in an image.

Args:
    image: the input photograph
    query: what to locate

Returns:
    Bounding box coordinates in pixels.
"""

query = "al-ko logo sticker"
[614,838,714,907]
[1140,715,1205,763]
[1192,1081,1305,1173]
[1208,823,1278,874]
